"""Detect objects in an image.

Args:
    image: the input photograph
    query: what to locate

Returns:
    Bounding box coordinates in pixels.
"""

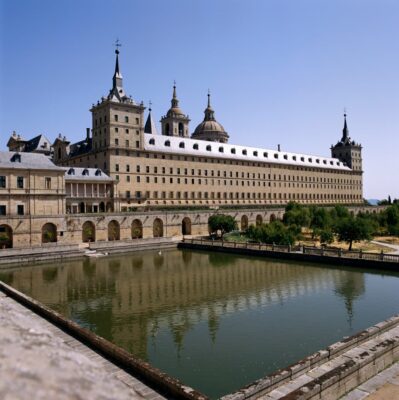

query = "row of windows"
[0,204,24,216]
[0,176,52,189]
[94,115,140,126]
[112,166,360,185]
[149,139,342,167]
[123,191,362,201]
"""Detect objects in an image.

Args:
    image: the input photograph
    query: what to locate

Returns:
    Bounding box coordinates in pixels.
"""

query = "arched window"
[263,152,268,158]
[242,149,247,155]
[165,123,170,136]
[149,138,155,145]
[253,151,258,156]
[206,145,212,151]
[57,147,61,160]
[67,168,75,175]
[193,144,199,150]
[178,122,184,137]
[165,140,171,147]
[179,142,185,148]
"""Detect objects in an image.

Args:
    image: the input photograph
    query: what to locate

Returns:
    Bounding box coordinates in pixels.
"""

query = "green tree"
[310,207,332,238]
[247,221,299,245]
[334,216,374,250]
[283,202,310,228]
[208,214,237,238]
[319,229,334,245]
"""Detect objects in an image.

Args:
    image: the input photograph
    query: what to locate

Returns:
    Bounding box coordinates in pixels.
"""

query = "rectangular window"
[125,140,129,147]
[45,177,51,189]
[125,116,129,123]
[17,205,24,215]
[0,205,6,215]
[115,138,119,145]
[115,164,119,172]
[136,141,140,148]
[126,191,131,199]
[17,176,24,189]
[0,176,6,188]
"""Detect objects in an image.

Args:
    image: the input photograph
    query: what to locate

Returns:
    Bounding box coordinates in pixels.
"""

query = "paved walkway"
[0,291,166,400]
[341,362,399,399]
[372,240,399,255]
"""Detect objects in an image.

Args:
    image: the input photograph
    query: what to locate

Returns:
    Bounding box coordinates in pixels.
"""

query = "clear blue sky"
[1,0,398,199]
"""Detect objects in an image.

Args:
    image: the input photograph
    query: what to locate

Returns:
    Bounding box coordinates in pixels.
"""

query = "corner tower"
[331,113,362,172]
[160,83,190,137]
[90,46,145,157]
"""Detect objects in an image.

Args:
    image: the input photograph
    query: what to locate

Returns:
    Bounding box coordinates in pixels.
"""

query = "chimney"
[277,144,281,152]
[86,128,90,141]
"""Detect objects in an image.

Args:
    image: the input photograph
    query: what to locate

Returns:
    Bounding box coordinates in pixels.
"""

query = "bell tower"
[331,113,362,172]
[160,83,190,137]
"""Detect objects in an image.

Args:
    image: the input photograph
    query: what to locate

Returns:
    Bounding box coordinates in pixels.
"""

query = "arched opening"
[270,213,277,222]
[42,223,57,244]
[131,219,143,239]
[0,225,13,249]
[241,215,248,231]
[153,218,164,238]
[256,215,263,226]
[178,122,184,136]
[79,202,85,213]
[99,202,105,212]
[165,123,170,136]
[182,217,192,235]
[82,221,95,243]
[57,147,61,160]
[108,220,120,241]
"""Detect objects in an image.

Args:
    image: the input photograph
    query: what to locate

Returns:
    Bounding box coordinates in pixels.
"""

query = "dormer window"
[300,157,305,162]
[330,161,334,165]
[219,146,224,153]
[292,156,297,161]
[206,145,212,151]
[11,153,21,163]
[179,142,185,148]
[67,168,75,175]
[253,151,258,156]
[323,160,327,164]
[242,149,247,155]
[193,143,199,150]
[165,140,171,147]
[283,154,288,160]
[308,158,312,163]
[274,153,278,159]
[82,169,89,176]
[316,159,320,164]
[231,148,236,154]
[95,169,102,176]
[149,138,155,145]
[263,152,268,158]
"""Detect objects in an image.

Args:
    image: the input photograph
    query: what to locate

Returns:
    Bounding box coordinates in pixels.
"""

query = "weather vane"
[115,38,122,53]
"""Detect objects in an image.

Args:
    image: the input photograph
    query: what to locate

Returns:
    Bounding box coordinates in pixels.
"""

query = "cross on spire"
[115,38,122,54]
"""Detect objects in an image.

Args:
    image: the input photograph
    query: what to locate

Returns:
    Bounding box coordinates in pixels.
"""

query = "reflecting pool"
[1,249,398,398]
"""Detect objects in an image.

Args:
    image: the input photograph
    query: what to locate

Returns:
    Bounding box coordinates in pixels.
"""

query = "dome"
[167,106,185,117]
[191,93,229,143]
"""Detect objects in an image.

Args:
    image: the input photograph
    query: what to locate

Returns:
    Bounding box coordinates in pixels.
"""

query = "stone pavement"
[0,291,166,400]
[341,362,399,400]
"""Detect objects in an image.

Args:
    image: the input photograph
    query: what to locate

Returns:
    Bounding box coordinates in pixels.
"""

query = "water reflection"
[1,249,398,398]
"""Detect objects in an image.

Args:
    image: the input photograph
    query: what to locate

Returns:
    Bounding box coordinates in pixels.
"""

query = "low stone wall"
[222,315,399,400]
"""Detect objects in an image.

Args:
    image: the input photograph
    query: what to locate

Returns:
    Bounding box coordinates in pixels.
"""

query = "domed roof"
[191,93,229,143]
[164,83,189,119]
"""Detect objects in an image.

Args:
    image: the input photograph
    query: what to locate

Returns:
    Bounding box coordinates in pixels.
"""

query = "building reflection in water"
[0,249,369,361]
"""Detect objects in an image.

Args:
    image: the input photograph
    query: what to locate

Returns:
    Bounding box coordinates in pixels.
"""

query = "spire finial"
[207,89,211,108]
[342,108,349,142]
[115,38,122,55]
[173,80,177,99]
[149,100,152,112]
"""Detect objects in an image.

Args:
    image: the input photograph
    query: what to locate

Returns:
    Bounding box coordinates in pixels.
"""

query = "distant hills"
[367,199,380,206]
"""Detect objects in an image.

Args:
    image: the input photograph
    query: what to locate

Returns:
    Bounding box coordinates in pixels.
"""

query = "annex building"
[48,49,363,211]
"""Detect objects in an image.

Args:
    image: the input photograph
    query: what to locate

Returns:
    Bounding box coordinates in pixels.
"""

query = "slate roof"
[64,167,113,181]
[0,151,64,171]
[68,138,92,158]
[24,134,52,153]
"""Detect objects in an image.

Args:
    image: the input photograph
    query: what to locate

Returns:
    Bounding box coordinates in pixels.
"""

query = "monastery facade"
[50,49,363,211]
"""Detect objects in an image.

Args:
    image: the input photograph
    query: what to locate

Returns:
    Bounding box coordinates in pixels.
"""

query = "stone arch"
[153,218,164,238]
[108,220,120,241]
[270,213,277,222]
[82,221,95,243]
[256,214,263,226]
[178,122,184,136]
[131,219,143,239]
[0,224,13,249]
[241,215,248,231]
[42,223,57,244]
[182,217,192,235]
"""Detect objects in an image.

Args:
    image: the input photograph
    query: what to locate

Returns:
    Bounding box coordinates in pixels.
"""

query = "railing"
[182,238,399,264]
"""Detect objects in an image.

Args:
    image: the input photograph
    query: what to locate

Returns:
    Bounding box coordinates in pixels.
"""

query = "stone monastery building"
[49,49,363,211]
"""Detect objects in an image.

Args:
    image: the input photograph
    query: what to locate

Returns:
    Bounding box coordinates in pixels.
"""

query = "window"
[82,169,89,176]
[136,141,139,148]
[126,176,130,182]
[263,152,268,158]
[17,205,24,215]
[125,140,129,147]
[0,205,6,215]
[125,129,129,134]
[219,146,224,153]
[126,165,130,172]
[114,115,118,121]
[193,143,199,150]
[115,164,119,172]
[115,138,119,145]
[115,127,119,133]
[274,153,278,159]
[149,138,155,145]
[0,176,6,188]
[45,177,51,189]
[242,149,247,155]
[136,165,140,173]
[126,191,131,199]
[179,142,185,148]
[231,148,236,154]
[206,145,212,151]
[165,140,171,147]
[17,176,24,189]
[125,116,129,123]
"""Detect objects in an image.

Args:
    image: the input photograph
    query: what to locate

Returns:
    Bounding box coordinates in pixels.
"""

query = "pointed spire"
[144,101,159,134]
[204,90,215,121]
[342,112,349,142]
[171,81,179,109]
